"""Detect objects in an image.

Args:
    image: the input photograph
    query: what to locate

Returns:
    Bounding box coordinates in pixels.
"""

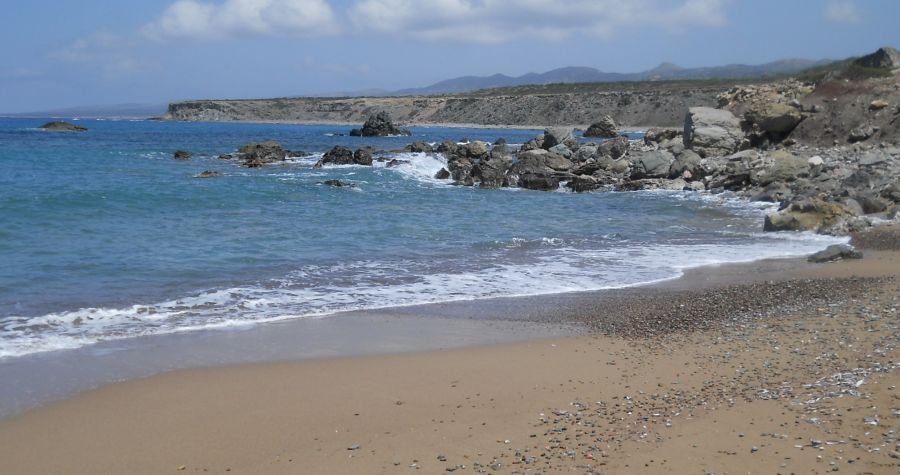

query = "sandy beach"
[0,227,897,474]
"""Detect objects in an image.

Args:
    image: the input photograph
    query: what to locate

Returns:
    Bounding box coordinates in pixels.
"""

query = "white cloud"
[48,32,159,79]
[143,0,339,41]
[824,0,862,24]
[348,0,729,44]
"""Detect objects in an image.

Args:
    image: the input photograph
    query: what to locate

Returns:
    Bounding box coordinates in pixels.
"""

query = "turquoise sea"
[0,118,844,359]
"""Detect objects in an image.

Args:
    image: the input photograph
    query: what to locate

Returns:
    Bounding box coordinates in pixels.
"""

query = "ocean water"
[0,118,845,359]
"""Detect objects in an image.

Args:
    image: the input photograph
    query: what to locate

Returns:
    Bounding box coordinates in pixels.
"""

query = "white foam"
[0,230,845,359]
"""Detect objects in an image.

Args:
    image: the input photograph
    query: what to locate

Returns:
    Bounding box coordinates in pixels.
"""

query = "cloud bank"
[824,0,862,25]
[142,0,338,40]
[143,0,728,43]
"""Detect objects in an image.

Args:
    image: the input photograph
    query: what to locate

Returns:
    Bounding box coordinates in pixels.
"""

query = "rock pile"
[350,111,411,137]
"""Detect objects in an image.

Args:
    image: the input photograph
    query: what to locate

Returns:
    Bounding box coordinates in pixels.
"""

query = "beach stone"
[807,244,863,263]
[598,135,629,160]
[542,127,574,149]
[848,124,875,143]
[631,150,675,179]
[683,107,743,158]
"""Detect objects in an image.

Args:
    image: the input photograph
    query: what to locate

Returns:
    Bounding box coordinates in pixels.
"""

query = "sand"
[0,242,897,473]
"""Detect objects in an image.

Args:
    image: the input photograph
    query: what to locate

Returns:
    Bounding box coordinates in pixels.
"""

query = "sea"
[0,117,846,360]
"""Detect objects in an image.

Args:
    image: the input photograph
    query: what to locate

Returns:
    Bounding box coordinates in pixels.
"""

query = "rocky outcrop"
[763,198,852,233]
[683,107,743,158]
[349,112,411,137]
[239,141,286,167]
[174,150,192,160]
[314,146,374,167]
[39,121,87,132]
[853,46,900,73]
[583,116,618,138]
[194,170,223,178]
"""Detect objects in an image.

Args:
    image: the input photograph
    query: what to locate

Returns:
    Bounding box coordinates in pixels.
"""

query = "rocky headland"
[39,121,87,132]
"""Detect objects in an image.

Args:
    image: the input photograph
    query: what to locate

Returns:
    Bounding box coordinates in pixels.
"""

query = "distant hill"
[387,58,830,96]
[3,103,168,119]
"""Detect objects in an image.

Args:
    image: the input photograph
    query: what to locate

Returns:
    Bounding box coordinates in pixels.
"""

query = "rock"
[869,100,889,111]
[405,141,434,153]
[510,150,574,176]
[572,144,598,163]
[631,150,675,179]
[548,144,573,159]
[542,127,574,149]
[194,171,223,178]
[465,141,489,159]
[807,155,824,167]
[39,121,87,132]
[354,147,374,166]
[322,179,357,188]
[744,102,804,134]
[437,140,458,155]
[750,183,793,203]
[683,107,743,158]
[520,135,544,152]
[386,158,410,168]
[174,150,192,160]
[240,141,286,167]
[583,115,618,138]
[807,244,863,263]
[852,46,900,72]
[217,154,233,160]
[644,127,681,145]
[752,150,809,186]
[605,158,631,175]
[566,175,601,192]
[350,111,411,137]
[434,168,451,180]
[473,154,512,189]
[848,124,875,143]
[669,150,703,179]
[519,174,560,191]
[286,150,311,158]
[598,136,629,160]
[853,192,888,214]
[763,198,852,233]
[448,158,474,182]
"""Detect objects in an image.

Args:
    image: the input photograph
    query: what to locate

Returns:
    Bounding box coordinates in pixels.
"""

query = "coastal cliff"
[164,84,729,128]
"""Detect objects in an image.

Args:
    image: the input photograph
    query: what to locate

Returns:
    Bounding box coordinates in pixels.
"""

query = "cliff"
[164,84,731,128]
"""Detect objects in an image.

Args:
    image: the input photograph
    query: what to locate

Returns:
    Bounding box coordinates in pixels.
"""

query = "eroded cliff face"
[164,86,727,128]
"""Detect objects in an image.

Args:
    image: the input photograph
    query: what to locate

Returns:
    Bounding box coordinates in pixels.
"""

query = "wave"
[0,232,845,359]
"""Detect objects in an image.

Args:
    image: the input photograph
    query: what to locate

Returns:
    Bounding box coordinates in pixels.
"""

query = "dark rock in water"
[351,111,411,137]
[39,121,87,132]
[631,150,675,179]
[321,179,357,188]
[174,150,192,160]
[598,136,629,160]
[434,168,451,180]
[315,146,373,167]
[354,147,374,166]
[386,158,410,168]
[404,141,433,153]
[473,153,512,188]
[240,141,286,167]
[286,150,311,158]
[448,157,474,182]
[217,154,233,160]
[583,115,618,138]
[436,140,458,155]
[194,170,223,178]
[807,244,863,263]
[848,124,875,143]
[566,175,601,192]
[519,174,560,191]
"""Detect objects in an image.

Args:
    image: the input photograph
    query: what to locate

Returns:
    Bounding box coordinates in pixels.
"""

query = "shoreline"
[1,227,898,472]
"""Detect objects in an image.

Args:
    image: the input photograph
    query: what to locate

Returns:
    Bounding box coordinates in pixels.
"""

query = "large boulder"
[39,121,87,132]
[683,107,743,158]
[807,244,863,263]
[598,135,629,160]
[669,150,703,179]
[314,146,374,167]
[763,198,852,233]
[353,147,374,166]
[510,150,574,176]
[349,111,411,137]
[542,127,574,149]
[631,150,675,179]
[404,141,433,153]
[583,116,618,138]
[644,127,681,145]
[473,154,512,188]
[240,141,287,167]
[751,150,809,186]
[744,102,803,135]
[518,174,560,191]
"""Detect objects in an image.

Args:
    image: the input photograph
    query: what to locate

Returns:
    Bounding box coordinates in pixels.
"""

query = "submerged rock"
[174,150,192,160]
[193,170,223,178]
[239,141,286,167]
[321,179,357,188]
[39,121,87,132]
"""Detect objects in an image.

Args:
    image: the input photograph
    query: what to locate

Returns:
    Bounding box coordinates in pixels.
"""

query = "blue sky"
[2,0,898,113]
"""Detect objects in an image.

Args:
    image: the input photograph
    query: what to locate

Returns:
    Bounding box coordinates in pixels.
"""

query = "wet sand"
[0,233,897,474]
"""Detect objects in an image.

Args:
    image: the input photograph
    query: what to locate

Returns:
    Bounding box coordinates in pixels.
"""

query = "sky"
[1,0,898,113]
